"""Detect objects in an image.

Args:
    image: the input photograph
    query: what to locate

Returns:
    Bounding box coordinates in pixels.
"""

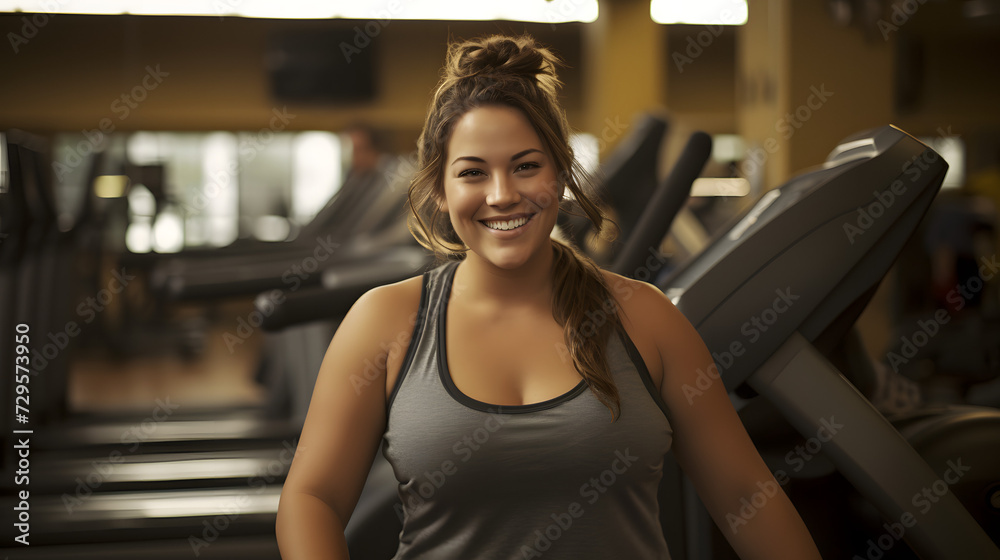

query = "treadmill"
[662,124,1000,558]
[150,158,421,301]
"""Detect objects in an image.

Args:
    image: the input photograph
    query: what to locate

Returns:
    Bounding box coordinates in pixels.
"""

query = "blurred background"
[0,0,998,558]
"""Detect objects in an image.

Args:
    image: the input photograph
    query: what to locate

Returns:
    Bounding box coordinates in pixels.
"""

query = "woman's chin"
[481,253,530,271]
[472,244,552,272]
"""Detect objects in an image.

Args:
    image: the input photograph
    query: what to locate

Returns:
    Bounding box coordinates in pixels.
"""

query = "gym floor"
[66,302,267,414]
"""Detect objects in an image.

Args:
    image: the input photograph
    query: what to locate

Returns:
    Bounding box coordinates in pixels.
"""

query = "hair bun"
[449,34,557,81]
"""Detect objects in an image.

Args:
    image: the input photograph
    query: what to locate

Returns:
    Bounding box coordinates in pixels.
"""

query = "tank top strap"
[386,260,460,412]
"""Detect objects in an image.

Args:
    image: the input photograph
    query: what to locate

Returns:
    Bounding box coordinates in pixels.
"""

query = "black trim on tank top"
[386,272,431,413]
[618,329,674,425]
[437,261,588,414]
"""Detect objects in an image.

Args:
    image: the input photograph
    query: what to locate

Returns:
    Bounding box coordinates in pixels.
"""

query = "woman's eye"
[515,162,540,172]
[458,169,484,178]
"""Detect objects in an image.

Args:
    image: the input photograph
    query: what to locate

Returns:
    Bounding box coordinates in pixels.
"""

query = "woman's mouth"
[480,214,534,231]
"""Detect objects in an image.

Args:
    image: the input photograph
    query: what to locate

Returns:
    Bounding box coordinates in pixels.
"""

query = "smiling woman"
[405,35,626,420]
[275,33,823,560]
[442,107,561,278]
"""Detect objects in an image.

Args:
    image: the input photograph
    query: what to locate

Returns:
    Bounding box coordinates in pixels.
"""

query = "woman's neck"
[453,242,555,310]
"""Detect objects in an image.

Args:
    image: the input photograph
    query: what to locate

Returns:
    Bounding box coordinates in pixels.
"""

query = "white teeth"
[483,216,530,231]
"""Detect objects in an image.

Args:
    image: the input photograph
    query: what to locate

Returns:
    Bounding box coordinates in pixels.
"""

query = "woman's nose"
[486,175,521,208]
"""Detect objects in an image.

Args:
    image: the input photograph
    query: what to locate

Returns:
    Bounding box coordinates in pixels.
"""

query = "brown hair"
[407,34,623,420]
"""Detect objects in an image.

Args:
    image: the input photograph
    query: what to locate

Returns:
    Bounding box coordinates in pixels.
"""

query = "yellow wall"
[1,6,997,165]
[786,0,894,176]
[582,0,667,155]
[0,14,585,148]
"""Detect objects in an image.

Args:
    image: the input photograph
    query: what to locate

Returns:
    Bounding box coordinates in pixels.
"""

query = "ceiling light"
[0,0,599,22]
[651,0,748,25]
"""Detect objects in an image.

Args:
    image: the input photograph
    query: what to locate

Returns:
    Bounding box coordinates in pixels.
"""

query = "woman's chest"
[385,385,670,506]
[445,307,583,407]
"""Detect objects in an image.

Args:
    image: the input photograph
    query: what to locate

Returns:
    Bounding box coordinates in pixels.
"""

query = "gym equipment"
[150,160,416,301]
[610,130,711,277]
[0,132,293,559]
[663,125,999,558]
[559,113,669,264]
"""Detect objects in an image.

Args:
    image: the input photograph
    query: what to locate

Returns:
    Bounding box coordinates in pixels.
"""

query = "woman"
[276,34,822,559]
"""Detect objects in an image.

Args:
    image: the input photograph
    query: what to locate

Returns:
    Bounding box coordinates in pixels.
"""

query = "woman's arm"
[624,279,822,560]
[276,280,418,559]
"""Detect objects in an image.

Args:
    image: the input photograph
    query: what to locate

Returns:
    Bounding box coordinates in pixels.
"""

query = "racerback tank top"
[382,260,674,559]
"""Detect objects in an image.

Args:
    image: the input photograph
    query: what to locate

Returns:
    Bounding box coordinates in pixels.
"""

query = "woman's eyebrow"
[450,148,543,166]
[510,148,543,160]
[451,155,485,166]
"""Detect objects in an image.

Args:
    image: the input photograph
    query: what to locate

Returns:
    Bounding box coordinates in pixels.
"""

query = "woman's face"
[440,105,562,271]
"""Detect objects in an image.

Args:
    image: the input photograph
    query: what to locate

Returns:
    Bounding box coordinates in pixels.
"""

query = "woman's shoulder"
[600,268,700,362]
[350,260,452,338]
[599,269,674,320]
[604,266,712,344]
[356,274,425,325]
[333,275,423,352]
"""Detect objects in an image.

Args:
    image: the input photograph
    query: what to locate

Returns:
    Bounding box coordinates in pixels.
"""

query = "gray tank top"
[382,261,674,559]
